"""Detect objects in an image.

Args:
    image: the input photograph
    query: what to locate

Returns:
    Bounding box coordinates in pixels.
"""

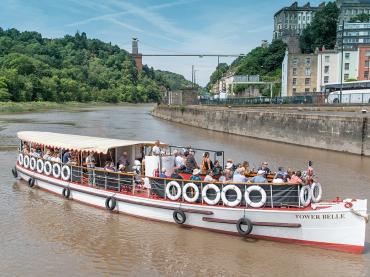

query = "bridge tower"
[132,38,142,71]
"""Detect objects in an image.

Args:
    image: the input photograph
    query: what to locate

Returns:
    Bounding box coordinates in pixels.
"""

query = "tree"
[349,13,370,23]
[299,2,340,53]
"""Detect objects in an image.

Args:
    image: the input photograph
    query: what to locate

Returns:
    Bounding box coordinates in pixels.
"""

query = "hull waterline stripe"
[202,217,301,228]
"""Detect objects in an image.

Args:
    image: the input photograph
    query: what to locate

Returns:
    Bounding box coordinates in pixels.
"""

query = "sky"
[0,0,325,86]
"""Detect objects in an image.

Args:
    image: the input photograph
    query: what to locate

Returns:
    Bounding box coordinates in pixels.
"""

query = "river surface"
[0,104,369,277]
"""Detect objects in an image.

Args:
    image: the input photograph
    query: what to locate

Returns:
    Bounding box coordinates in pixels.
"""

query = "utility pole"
[217,55,220,93]
[340,21,344,103]
[191,65,194,87]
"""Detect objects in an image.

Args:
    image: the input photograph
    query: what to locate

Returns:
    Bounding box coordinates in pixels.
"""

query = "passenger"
[224,168,233,181]
[86,152,96,168]
[43,150,51,160]
[275,167,288,181]
[212,160,223,176]
[286,169,294,182]
[104,161,115,172]
[62,150,71,164]
[152,140,161,156]
[171,168,183,180]
[185,149,198,172]
[53,152,61,163]
[306,161,314,185]
[29,148,36,157]
[132,162,142,183]
[118,151,130,168]
[242,161,251,175]
[233,167,248,183]
[204,170,215,182]
[23,146,29,155]
[218,170,227,183]
[249,170,267,184]
[159,168,167,178]
[118,164,126,173]
[226,159,234,171]
[201,152,213,174]
[190,168,201,181]
[289,171,304,185]
[273,173,285,184]
[258,161,271,175]
[68,156,77,166]
[35,147,42,158]
[173,150,185,170]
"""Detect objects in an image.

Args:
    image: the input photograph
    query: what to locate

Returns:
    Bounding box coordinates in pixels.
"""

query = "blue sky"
[0,0,325,85]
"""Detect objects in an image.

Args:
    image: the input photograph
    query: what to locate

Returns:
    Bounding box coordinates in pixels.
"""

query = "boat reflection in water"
[13,131,368,254]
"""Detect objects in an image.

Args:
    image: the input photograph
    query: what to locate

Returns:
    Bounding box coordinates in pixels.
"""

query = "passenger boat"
[12,131,368,253]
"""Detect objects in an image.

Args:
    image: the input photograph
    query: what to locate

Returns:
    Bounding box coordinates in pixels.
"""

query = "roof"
[17,131,166,154]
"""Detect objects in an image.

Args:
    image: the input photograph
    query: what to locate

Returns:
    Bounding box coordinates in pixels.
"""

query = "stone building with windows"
[273,2,325,53]
[337,0,370,23]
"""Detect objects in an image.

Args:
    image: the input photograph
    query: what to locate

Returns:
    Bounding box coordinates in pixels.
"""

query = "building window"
[305,78,310,85]
[305,88,310,92]
[324,66,329,74]
[345,53,350,59]
[365,60,370,67]
[292,78,297,85]
[305,58,311,66]
[365,71,369,79]
[292,58,298,66]
[292,88,296,94]
[293,68,297,76]
[324,76,329,83]
[344,74,349,81]
[324,56,330,62]
[344,63,350,70]
[305,68,311,76]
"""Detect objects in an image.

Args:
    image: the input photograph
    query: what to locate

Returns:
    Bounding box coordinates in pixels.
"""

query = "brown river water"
[0,104,369,277]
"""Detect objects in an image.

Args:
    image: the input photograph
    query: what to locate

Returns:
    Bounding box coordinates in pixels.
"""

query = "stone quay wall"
[152,105,370,156]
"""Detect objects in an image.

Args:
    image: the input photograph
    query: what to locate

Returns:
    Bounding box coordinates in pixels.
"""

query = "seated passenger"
[218,170,227,183]
[53,152,61,163]
[224,168,233,181]
[273,173,285,184]
[249,170,267,184]
[190,168,201,181]
[171,168,183,180]
[43,150,51,160]
[242,161,251,175]
[62,150,71,164]
[159,168,167,178]
[258,162,271,175]
[173,150,185,170]
[275,167,288,182]
[201,152,213,174]
[288,171,304,185]
[104,161,115,172]
[225,159,234,170]
[233,167,248,183]
[204,170,215,182]
[212,160,223,176]
[118,164,126,173]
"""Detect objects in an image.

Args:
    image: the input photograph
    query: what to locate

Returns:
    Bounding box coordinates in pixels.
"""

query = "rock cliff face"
[152,105,370,156]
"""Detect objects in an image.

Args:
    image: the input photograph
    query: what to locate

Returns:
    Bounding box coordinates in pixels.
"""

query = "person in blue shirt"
[159,168,167,178]
[190,168,202,181]
[62,150,71,164]
[249,170,267,184]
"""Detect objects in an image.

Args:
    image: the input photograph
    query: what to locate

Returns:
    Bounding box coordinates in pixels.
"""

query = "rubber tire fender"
[236,217,253,236]
[28,178,35,188]
[173,209,186,224]
[62,187,71,199]
[12,167,18,178]
[105,196,117,211]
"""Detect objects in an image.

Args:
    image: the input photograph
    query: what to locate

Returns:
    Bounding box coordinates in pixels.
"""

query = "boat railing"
[17,152,306,208]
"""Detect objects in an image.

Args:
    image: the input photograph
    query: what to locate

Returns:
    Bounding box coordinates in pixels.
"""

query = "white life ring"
[202,184,221,205]
[53,163,61,179]
[44,161,52,176]
[166,181,182,201]
[36,159,44,173]
[30,157,37,171]
[311,182,322,203]
[245,185,267,208]
[299,185,312,207]
[23,155,30,169]
[18,153,24,166]
[183,183,200,203]
[221,185,242,207]
[61,165,71,181]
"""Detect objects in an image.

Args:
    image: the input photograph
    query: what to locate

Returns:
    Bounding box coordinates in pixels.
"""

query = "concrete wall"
[152,105,370,156]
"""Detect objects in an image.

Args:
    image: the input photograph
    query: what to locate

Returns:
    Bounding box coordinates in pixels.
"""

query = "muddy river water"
[0,104,369,276]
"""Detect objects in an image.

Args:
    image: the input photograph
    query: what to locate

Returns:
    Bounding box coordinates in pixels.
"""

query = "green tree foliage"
[299,2,339,53]
[152,68,193,91]
[349,13,370,23]
[0,27,189,103]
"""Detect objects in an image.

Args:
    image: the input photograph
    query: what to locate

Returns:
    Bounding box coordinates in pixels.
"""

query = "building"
[281,50,318,96]
[337,0,370,23]
[273,2,325,53]
[166,87,199,105]
[357,45,370,80]
[131,38,142,71]
[337,22,370,50]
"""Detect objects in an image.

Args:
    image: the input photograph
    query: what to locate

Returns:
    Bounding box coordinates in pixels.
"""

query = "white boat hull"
[15,164,367,253]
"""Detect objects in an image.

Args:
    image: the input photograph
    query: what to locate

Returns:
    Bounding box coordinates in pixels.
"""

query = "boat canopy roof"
[17,131,167,154]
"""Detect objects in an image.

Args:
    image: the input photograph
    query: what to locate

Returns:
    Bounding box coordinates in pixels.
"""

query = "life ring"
[62,187,71,199]
[344,202,353,209]
[61,165,71,181]
[165,181,182,201]
[173,209,186,224]
[245,185,267,208]
[44,161,52,176]
[311,182,322,203]
[36,159,44,173]
[18,153,24,166]
[202,184,221,205]
[30,157,36,171]
[105,196,116,211]
[12,167,18,178]
[23,155,30,169]
[28,177,35,188]
[52,163,61,179]
[236,217,253,236]
[183,183,199,203]
[299,185,312,207]
[221,185,242,207]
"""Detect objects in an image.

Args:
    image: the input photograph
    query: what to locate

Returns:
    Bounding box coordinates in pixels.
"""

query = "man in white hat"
[249,170,267,184]
[190,168,201,181]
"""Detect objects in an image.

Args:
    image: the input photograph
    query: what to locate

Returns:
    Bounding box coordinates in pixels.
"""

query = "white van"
[327,89,370,104]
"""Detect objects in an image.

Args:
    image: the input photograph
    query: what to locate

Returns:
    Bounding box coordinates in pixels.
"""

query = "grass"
[0,101,118,114]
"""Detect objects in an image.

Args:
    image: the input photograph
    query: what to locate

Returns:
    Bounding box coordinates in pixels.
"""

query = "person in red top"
[288,170,304,185]
[306,161,314,185]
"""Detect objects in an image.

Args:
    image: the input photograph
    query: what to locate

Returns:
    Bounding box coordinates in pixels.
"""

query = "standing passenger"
[152,140,161,156]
